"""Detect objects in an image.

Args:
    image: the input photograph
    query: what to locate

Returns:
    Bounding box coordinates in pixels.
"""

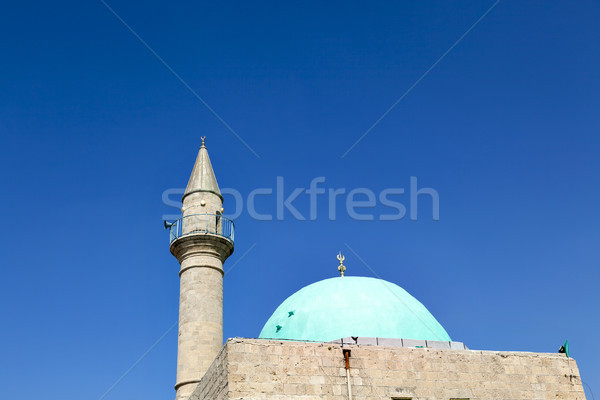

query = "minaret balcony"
[167,213,234,244]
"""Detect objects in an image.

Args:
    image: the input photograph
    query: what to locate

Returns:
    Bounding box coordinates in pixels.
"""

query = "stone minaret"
[169,138,234,399]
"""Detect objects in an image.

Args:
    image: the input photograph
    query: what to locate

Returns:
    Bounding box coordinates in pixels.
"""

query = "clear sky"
[1,1,599,399]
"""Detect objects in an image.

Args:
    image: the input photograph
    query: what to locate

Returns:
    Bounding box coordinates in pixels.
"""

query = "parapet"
[188,337,586,400]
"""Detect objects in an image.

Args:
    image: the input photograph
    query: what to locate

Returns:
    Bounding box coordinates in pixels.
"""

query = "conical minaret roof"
[183,138,222,201]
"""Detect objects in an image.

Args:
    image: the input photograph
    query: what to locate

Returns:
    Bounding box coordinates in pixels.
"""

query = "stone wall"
[190,338,586,400]
[189,344,229,400]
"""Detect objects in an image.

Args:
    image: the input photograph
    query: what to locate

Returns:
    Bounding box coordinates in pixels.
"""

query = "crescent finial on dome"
[337,252,346,277]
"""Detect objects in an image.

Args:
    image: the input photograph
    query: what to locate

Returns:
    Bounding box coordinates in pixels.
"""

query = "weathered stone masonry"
[190,338,586,400]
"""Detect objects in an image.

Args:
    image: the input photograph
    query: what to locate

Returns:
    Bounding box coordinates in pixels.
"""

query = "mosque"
[166,140,586,400]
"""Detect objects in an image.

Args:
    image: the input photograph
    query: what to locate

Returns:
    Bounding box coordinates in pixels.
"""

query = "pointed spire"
[183,138,222,201]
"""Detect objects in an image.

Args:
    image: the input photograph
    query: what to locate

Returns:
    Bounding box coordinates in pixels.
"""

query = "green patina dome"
[259,276,451,342]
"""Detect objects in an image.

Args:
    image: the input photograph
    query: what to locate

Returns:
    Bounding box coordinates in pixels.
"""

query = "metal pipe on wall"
[343,350,353,400]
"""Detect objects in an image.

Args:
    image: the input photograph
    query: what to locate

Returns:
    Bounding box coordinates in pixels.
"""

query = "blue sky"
[1,0,599,398]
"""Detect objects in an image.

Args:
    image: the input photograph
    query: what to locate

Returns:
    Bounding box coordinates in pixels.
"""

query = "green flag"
[559,340,570,357]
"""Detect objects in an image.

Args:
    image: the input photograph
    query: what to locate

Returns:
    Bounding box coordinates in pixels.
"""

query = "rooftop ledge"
[255,336,467,350]
[328,337,468,350]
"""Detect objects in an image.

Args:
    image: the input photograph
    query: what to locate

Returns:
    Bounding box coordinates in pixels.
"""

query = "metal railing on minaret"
[167,213,234,244]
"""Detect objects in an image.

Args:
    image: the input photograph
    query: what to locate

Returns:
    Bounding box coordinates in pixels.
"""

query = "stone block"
[377,337,403,347]
[341,336,357,345]
[402,339,426,348]
[426,340,451,349]
[450,341,467,350]
[356,337,378,346]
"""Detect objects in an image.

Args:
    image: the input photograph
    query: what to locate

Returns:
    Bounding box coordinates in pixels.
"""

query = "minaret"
[168,137,234,399]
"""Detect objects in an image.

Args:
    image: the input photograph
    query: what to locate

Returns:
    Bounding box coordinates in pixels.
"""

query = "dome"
[258,276,451,342]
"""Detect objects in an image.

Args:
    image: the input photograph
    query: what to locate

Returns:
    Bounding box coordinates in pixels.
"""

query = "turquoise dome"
[259,276,450,342]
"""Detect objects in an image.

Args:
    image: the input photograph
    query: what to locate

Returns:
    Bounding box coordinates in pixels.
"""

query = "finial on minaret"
[201,136,206,147]
[337,252,346,277]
